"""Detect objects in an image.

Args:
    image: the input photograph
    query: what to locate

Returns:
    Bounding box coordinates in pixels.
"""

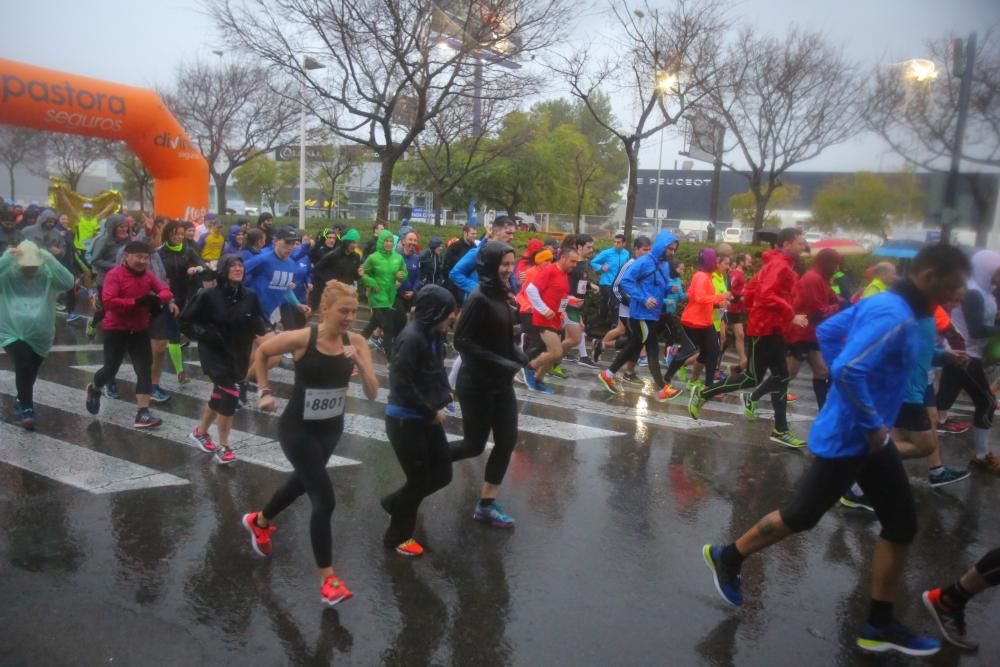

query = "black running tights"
[936,359,995,430]
[383,416,453,547]
[608,319,663,387]
[94,330,153,395]
[4,341,44,410]
[452,386,519,486]
[974,547,1000,586]
[701,334,789,431]
[263,422,343,569]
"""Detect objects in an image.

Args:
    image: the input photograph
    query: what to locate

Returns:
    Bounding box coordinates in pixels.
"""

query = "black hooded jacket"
[179,255,268,380]
[454,241,527,394]
[387,284,456,419]
[313,244,361,287]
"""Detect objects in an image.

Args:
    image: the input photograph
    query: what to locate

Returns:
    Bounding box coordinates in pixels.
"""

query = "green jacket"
[361,229,406,309]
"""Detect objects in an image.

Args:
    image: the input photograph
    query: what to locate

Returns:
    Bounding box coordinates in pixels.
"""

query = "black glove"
[136,294,162,310]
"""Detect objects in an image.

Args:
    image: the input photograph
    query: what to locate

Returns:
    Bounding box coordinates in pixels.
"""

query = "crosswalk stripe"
[0,371,359,473]
[70,365,462,445]
[180,363,631,441]
[0,422,189,494]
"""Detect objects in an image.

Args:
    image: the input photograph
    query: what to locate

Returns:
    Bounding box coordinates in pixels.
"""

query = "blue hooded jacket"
[619,231,677,321]
[449,243,481,296]
[223,225,243,255]
[590,246,631,287]
[812,283,924,458]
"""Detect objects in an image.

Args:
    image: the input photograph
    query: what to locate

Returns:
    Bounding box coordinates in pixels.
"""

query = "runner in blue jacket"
[591,234,631,335]
[701,243,971,658]
[598,230,677,394]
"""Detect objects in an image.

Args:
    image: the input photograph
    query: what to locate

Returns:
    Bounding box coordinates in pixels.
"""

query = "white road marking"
[180,363,630,440]
[0,371,359,472]
[0,422,189,494]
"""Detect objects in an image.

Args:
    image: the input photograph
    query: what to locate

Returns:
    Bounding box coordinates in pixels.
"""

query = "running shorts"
[787,340,819,361]
[894,402,932,432]
[209,379,241,417]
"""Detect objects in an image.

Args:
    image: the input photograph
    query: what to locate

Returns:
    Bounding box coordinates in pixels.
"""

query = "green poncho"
[0,248,76,357]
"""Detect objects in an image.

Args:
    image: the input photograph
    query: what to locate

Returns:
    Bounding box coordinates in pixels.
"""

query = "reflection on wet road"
[1,323,997,665]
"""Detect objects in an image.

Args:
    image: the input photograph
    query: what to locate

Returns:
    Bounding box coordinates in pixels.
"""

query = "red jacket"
[101,264,173,332]
[528,263,570,330]
[727,268,746,315]
[745,249,798,336]
[784,268,839,343]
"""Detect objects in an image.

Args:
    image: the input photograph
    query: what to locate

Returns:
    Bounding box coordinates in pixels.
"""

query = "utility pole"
[941,33,976,244]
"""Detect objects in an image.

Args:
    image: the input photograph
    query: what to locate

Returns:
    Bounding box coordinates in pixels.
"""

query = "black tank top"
[281,325,354,429]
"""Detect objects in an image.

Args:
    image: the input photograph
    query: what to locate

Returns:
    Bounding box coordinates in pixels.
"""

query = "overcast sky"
[3,0,998,173]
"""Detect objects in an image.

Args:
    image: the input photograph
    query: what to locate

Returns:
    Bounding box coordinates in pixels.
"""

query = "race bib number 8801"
[303,388,347,420]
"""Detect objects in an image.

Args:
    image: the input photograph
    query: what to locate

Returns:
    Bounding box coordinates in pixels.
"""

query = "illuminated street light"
[899,58,938,83]
[656,71,679,94]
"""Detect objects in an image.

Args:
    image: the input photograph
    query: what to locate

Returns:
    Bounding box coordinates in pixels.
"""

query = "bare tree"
[208,0,568,223]
[115,147,155,213]
[41,134,116,191]
[0,126,48,200]
[703,27,861,232]
[553,0,727,241]
[865,25,1000,171]
[163,61,298,215]
[402,93,524,225]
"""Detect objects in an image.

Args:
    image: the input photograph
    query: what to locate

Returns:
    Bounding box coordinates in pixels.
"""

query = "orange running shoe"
[321,575,353,606]
[786,393,797,403]
[657,385,683,402]
[395,538,425,557]
[241,512,276,557]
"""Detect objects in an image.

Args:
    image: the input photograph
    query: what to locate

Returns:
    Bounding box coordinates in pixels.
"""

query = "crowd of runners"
[1,199,999,656]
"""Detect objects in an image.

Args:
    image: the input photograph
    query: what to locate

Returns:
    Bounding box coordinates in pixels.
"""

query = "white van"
[723,227,754,243]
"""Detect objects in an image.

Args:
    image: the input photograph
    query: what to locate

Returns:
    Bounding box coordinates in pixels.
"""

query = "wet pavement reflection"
[1,321,998,665]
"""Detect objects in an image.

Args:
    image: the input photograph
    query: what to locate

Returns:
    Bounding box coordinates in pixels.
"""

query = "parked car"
[804,231,823,245]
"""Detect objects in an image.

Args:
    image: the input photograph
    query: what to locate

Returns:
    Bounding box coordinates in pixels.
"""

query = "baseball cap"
[274,226,302,242]
[82,202,93,209]
[15,240,43,267]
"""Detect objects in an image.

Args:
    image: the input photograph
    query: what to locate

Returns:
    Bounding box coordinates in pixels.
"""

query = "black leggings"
[94,329,153,395]
[3,341,45,410]
[383,417,453,547]
[361,307,400,359]
[974,547,1000,586]
[452,386,519,486]
[263,421,343,569]
[670,325,720,388]
[780,441,917,545]
[935,359,995,430]
[702,334,789,431]
[609,318,663,386]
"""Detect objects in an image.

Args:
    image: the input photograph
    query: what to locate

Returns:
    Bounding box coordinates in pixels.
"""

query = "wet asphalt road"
[1,316,998,666]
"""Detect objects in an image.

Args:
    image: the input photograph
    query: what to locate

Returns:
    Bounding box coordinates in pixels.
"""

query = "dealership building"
[628,169,1000,246]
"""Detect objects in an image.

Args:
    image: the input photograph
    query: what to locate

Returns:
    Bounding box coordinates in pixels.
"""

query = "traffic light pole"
[941,32,976,244]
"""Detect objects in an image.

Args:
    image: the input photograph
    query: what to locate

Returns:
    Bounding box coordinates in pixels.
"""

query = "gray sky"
[3,0,998,173]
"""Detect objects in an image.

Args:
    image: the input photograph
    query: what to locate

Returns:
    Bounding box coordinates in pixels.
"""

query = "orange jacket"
[681,271,727,328]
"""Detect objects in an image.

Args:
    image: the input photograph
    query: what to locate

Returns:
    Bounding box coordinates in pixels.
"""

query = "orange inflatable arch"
[0,58,208,220]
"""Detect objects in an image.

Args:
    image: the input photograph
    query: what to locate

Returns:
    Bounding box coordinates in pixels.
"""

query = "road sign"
[681,113,723,165]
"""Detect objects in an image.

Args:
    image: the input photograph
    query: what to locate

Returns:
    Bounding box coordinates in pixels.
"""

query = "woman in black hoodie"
[450,241,527,528]
[382,284,458,556]
[179,254,268,463]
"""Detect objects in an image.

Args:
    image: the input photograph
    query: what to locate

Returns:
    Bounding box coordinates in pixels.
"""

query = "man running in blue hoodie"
[598,231,677,395]
[700,244,970,658]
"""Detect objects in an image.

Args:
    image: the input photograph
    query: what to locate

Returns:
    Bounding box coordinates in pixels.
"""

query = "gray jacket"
[23,210,67,256]
[90,214,130,285]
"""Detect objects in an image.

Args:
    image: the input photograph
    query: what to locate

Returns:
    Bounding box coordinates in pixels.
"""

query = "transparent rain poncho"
[0,248,75,357]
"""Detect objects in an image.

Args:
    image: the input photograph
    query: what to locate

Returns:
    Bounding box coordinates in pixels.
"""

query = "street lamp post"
[942,34,977,244]
[299,57,325,231]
